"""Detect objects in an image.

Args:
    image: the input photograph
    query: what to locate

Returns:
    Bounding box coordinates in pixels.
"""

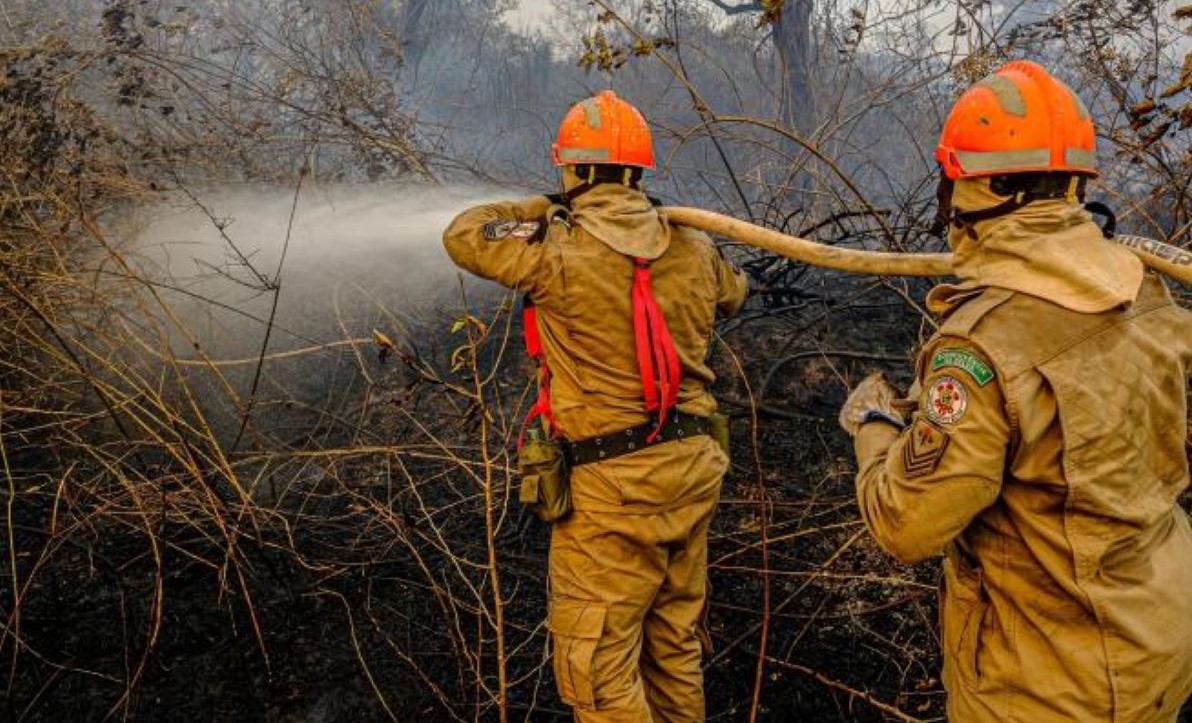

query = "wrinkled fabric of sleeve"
[712,244,748,318]
[441,195,557,297]
[853,337,1010,564]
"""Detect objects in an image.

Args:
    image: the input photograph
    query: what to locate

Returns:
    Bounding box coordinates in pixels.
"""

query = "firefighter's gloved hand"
[839,372,906,437]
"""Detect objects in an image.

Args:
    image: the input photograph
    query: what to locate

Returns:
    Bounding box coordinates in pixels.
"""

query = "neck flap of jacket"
[929,177,1144,315]
[563,166,671,260]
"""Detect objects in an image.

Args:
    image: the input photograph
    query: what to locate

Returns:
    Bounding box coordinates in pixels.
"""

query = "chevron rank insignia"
[901,419,950,479]
[931,348,994,387]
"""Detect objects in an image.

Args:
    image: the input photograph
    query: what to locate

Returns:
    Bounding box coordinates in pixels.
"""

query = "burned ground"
[5,1,1192,720]
[1,282,935,722]
[6,270,1189,722]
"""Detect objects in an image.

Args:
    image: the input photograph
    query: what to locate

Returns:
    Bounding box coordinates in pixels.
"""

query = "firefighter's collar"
[569,184,671,260]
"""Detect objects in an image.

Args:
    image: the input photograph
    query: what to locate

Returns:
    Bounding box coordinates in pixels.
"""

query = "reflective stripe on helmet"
[579,98,603,129]
[556,146,612,163]
[1065,148,1096,169]
[956,148,1051,174]
[975,75,1027,117]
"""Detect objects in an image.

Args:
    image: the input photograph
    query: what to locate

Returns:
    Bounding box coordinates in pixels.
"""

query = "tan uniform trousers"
[548,435,726,723]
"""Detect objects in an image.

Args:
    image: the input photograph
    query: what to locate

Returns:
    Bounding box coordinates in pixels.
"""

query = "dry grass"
[3,4,1192,722]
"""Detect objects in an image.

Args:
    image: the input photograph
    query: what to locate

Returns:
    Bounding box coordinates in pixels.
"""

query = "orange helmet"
[935,60,1096,180]
[552,90,654,169]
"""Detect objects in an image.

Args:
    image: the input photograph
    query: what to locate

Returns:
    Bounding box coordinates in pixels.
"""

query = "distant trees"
[706,0,817,134]
[2,2,1190,720]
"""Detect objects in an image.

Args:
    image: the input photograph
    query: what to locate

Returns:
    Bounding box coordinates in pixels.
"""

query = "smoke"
[118,183,516,356]
[102,183,529,444]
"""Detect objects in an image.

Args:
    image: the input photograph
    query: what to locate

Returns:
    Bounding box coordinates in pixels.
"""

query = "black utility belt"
[563,413,710,467]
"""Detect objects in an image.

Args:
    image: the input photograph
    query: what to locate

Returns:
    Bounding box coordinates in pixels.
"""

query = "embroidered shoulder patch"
[925,376,968,425]
[931,348,995,387]
[902,418,951,479]
[483,220,541,242]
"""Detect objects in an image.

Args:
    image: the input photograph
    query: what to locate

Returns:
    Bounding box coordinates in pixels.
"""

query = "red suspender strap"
[523,299,544,360]
[519,298,556,448]
[631,258,681,443]
[521,261,682,450]
[631,261,659,412]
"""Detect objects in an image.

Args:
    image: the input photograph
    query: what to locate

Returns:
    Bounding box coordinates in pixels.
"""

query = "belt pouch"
[518,428,571,522]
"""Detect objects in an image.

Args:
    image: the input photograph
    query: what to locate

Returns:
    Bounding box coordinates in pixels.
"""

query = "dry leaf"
[1129,98,1158,131]
[371,328,395,349]
[1130,98,1157,117]
[1160,52,1192,98]
[1140,118,1175,148]
[1180,100,1192,130]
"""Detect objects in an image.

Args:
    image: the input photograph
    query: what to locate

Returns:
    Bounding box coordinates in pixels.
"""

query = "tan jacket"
[443,189,747,494]
[855,189,1192,722]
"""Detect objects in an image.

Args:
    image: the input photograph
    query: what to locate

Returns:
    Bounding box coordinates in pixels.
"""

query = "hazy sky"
[509,0,551,30]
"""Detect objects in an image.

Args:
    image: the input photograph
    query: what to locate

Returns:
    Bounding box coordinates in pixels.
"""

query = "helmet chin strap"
[928,174,955,237]
[1083,201,1117,238]
[561,164,645,202]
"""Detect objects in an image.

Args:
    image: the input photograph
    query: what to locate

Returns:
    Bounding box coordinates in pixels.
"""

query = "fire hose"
[663,206,1192,287]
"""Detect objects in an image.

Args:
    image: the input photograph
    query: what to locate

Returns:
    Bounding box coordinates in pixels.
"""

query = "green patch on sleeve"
[931,348,995,387]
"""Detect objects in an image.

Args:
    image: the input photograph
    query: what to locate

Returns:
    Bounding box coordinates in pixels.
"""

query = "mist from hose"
[117,184,512,358]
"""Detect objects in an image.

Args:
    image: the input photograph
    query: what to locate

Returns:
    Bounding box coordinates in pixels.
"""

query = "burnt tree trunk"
[770,0,815,135]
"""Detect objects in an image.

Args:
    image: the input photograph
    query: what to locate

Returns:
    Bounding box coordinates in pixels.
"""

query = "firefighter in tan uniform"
[840,60,1192,721]
[443,91,748,722]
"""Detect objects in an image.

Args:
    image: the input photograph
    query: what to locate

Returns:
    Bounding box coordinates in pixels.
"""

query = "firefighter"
[443,90,748,722]
[839,60,1192,721]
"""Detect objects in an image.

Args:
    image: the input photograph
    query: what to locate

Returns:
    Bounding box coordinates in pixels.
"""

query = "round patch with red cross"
[926,376,968,425]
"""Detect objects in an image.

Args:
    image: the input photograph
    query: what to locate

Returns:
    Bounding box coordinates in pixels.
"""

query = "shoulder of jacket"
[668,221,712,245]
[948,289,1113,379]
[656,206,707,240]
[937,288,1015,338]
[930,289,1033,382]
[663,222,728,268]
